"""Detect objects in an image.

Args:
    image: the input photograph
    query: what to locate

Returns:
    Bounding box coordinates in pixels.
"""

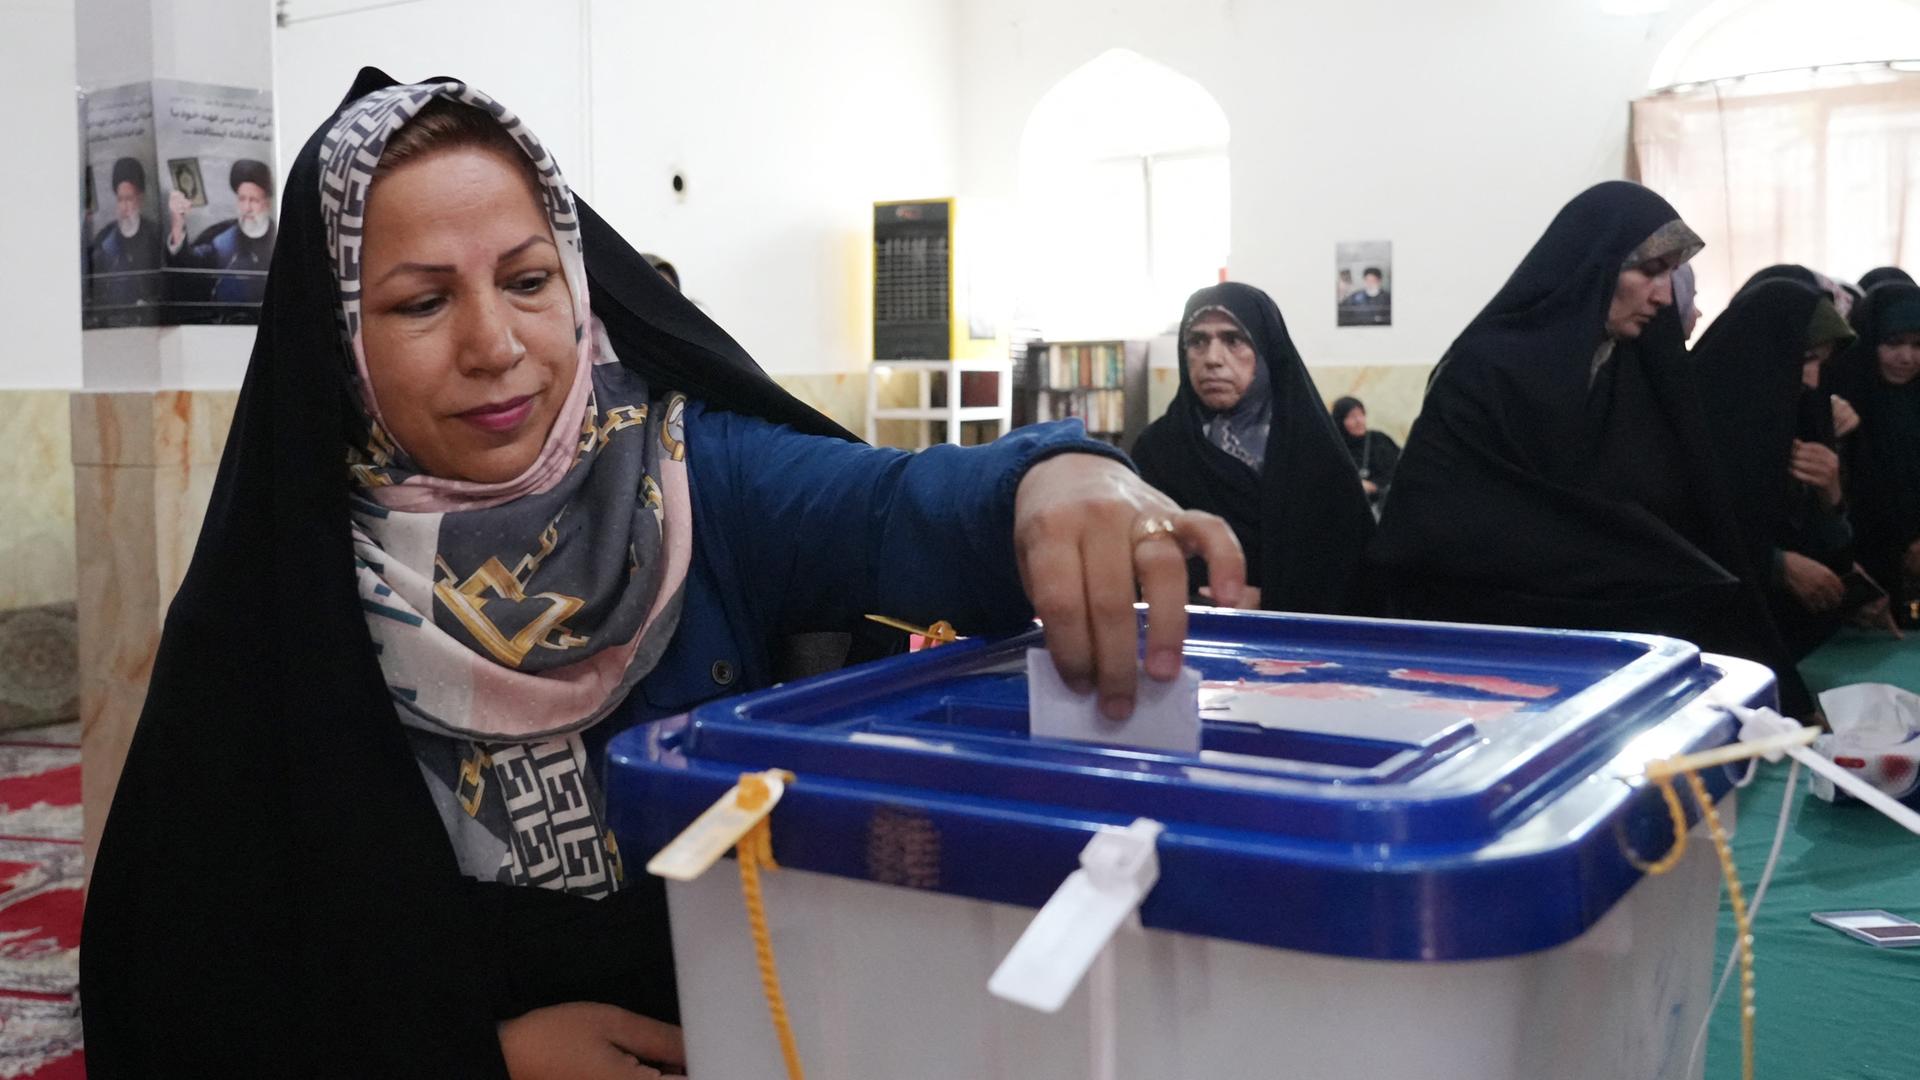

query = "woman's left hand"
[1832,395,1861,438]
[1849,594,1904,638]
[1789,440,1843,508]
[1014,454,1247,721]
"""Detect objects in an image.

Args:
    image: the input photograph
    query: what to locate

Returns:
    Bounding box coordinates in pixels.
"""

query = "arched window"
[1015,49,1230,339]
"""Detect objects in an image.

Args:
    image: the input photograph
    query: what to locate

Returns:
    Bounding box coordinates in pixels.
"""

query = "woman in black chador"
[1133,282,1375,614]
[1373,182,1807,713]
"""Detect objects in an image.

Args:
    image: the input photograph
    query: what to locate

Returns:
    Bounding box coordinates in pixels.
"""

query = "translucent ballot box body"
[608,610,1772,1080]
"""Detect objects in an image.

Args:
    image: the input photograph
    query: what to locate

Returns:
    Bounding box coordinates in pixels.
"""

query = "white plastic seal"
[1726,705,1920,835]
[988,817,1165,1013]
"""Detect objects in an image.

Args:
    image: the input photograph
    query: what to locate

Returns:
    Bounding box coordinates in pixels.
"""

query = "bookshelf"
[1014,339,1151,450]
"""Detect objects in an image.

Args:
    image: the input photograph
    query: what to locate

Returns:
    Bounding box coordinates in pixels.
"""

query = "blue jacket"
[587,402,1123,764]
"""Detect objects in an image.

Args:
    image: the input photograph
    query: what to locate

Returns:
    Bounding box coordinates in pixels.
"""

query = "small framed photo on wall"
[1337,241,1392,327]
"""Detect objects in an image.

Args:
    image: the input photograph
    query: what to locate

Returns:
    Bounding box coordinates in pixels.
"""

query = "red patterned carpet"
[0,722,84,1078]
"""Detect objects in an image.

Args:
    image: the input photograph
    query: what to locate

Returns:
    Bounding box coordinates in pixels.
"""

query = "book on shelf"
[1019,337,1145,447]
[1032,387,1126,435]
[1044,342,1125,390]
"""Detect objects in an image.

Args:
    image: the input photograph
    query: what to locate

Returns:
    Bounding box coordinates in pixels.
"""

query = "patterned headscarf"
[1186,304,1273,471]
[1594,218,1705,379]
[1622,219,1704,271]
[319,81,690,896]
[1672,263,1697,319]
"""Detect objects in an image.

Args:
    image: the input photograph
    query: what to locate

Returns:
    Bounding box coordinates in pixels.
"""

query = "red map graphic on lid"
[1407,698,1525,721]
[1242,659,1340,677]
[1205,679,1378,701]
[1388,669,1558,700]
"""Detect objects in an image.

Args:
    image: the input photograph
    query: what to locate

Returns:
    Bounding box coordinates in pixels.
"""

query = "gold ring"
[1131,515,1179,549]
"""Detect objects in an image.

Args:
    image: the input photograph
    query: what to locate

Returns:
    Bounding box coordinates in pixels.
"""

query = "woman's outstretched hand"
[500,1003,686,1080]
[1014,454,1247,721]
[1781,551,1845,613]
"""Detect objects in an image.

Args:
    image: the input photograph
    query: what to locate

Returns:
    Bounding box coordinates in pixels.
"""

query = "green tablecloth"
[1702,632,1920,1079]
[1797,629,1920,701]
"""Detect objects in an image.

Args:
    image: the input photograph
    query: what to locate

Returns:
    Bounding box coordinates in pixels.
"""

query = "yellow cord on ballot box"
[1625,770,1750,1080]
[732,773,806,1080]
[1624,730,1814,1080]
[646,770,806,1077]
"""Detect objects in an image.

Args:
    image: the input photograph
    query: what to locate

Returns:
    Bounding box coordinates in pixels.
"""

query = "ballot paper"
[1812,683,1920,803]
[1026,648,1201,754]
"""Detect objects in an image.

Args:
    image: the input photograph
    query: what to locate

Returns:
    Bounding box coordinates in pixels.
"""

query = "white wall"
[275,0,960,377]
[275,0,594,200]
[29,0,1900,389]
[1,0,81,388]
[1654,0,1920,86]
[585,0,958,375]
[955,0,1732,370]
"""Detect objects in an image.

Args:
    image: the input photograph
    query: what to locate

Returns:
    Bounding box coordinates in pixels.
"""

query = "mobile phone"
[1811,910,1920,948]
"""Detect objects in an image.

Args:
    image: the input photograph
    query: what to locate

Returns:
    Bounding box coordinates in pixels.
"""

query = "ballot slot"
[689,661,1474,780]
[666,614,1712,846]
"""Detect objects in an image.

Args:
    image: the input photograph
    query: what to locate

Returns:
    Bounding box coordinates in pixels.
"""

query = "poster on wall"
[1336,241,1392,327]
[81,80,275,329]
[152,79,276,324]
[81,82,162,328]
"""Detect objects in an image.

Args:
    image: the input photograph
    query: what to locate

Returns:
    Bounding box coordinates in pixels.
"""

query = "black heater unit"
[873,198,1002,361]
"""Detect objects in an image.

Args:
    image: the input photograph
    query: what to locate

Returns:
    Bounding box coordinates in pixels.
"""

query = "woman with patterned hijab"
[1132,283,1376,614]
[1373,182,1807,713]
[1671,262,1703,341]
[79,71,1247,1078]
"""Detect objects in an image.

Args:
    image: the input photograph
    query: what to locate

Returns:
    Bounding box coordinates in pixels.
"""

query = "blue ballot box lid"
[605,610,1776,960]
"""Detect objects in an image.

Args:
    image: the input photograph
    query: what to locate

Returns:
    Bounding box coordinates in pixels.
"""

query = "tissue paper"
[1812,683,1920,803]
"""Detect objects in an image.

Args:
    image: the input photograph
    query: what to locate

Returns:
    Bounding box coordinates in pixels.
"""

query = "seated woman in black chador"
[1372,181,1807,713]
[1832,279,1920,627]
[79,72,1247,1079]
[1742,262,1857,322]
[1132,283,1376,614]
[1692,277,1889,656]
[1859,265,1916,292]
[1329,396,1399,515]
